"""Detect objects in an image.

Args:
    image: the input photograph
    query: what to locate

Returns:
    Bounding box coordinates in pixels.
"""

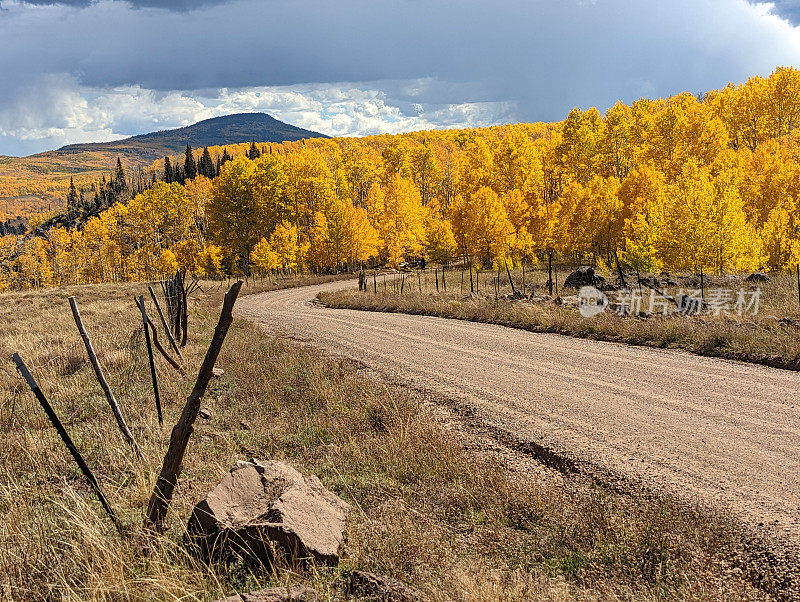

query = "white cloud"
[0,79,514,154]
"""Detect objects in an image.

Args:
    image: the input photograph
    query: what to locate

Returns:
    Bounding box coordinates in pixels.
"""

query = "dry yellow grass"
[320,268,800,369]
[0,276,767,600]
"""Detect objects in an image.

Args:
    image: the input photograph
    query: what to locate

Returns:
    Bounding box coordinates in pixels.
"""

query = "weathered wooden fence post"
[138,295,162,426]
[700,265,705,301]
[505,260,517,296]
[148,286,183,361]
[12,353,121,531]
[69,297,142,459]
[144,281,242,535]
[135,297,185,375]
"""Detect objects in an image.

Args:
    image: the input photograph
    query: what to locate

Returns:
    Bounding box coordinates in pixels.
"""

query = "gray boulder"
[745,272,770,283]
[187,459,350,566]
[563,266,605,289]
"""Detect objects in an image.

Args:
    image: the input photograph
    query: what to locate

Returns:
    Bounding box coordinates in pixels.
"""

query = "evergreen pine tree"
[67,177,79,217]
[164,156,173,183]
[221,148,232,167]
[248,140,261,160]
[184,144,197,180]
[200,147,214,177]
[114,157,128,195]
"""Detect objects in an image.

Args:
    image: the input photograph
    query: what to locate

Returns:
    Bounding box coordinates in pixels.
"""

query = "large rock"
[745,272,770,283]
[187,459,350,566]
[563,266,605,289]
[215,585,318,602]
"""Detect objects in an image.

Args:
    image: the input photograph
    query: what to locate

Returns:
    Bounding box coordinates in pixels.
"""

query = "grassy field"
[320,267,800,370]
[0,276,770,600]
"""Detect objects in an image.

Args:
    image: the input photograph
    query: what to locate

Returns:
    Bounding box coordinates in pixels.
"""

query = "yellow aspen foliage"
[425,217,457,264]
[198,244,223,276]
[372,175,426,265]
[450,187,515,267]
[269,221,299,270]
[157,249,179,276]
[250,238,279,275]
[12,66,800,292]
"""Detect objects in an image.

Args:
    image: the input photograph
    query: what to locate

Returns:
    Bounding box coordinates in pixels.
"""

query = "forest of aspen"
[4,67,800,291]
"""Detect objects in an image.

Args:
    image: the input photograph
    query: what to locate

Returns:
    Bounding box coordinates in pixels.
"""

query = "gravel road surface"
[236,279,800,543]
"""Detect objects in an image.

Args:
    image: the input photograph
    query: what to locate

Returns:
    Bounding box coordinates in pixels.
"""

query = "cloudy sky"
[0,0,798,156]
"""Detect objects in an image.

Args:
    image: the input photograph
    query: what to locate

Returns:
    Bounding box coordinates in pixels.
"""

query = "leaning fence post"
[12,353,121,531]
[138,295,162,426]
[505,259,517,295]
[144,281,242,535]
[148,286,183,361]
[135,297,185,375]
[69,297,142,459]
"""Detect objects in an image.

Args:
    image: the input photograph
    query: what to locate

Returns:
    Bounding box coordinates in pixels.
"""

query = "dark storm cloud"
[759,1,800,24]
[0,0,798,155]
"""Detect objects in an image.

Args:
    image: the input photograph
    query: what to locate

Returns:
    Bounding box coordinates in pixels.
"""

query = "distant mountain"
[55,113,327,163]
[0,113,327,219]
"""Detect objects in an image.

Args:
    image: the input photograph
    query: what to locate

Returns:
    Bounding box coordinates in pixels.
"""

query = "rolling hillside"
[0,113,325,220]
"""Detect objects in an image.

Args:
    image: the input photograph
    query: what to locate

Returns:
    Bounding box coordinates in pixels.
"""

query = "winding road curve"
[236,279,800,542]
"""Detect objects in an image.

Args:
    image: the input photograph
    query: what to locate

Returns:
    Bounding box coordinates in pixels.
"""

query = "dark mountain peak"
[54,112,327,162]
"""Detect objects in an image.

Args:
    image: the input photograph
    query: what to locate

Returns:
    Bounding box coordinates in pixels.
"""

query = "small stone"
[199,408,212,420]
[346,571,421,602]
[212,367,225,378]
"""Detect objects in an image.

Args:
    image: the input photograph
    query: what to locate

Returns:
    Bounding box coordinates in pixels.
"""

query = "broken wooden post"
[138,295,162,426]
[373,270,377,293]
[69,297,142,459]
[442,265,446,292]
[148,286,183,361]
[548,251,554,296]
[418,270,422,293]
[505,259,517,296]
[435,267,439,292]
[144,281,242,535]
[135,297,185,375]
[12,353,121,531]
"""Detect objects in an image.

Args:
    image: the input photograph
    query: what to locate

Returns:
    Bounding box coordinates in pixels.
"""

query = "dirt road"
[236,279,800,542]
